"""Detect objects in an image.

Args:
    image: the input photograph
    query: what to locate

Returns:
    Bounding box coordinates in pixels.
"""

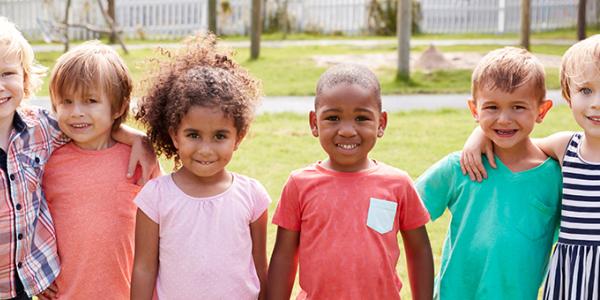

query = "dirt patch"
[313,49,562,72]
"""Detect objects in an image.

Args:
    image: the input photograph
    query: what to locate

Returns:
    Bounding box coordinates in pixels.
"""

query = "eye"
[513,105,526,111]
[580,87,593,95]
[1,71,15,77]
[483,105,497,110]
[186,133,199,139]
[62,99,73,105]
[324,115,339,121]
[87,98,98,104]
[215,133,227,140]
[355,115,370,122]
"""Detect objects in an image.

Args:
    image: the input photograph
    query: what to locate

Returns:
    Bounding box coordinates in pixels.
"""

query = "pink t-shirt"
[43,142,141,299]
[135,173,271,299]
[272,161,430,300]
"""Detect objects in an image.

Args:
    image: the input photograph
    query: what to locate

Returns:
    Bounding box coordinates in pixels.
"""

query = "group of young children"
[0,13,599,300]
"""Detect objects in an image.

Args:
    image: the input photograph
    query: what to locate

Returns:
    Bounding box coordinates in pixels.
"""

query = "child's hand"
[129,137,160,185]
[36,282,58,300]
[460,127,496,182]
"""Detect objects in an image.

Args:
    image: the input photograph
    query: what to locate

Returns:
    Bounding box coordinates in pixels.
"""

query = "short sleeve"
[37,108,70,151]
[397,174,430,230]
[134,179,160,224]
[415,154,457,221]
[250,180,272,222]
[272,174,302,231]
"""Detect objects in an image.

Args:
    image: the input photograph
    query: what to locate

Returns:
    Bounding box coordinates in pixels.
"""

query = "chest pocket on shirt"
[366,198,397,234]
[512,197,557,241]
[19,146,49,192]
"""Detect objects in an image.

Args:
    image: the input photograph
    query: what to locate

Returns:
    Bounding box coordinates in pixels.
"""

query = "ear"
[309,111,319,137]
[168,128,179,150]
[234,130,247,151]
[112,101,129,120]
[377,111,388,138]
[536,99,553,123]
[467,99,479,122]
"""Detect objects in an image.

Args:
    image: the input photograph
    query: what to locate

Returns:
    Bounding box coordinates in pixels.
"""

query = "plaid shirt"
[0,107,67,298]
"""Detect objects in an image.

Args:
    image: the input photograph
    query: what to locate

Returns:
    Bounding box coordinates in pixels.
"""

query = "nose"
[71,103,85,117]
[497,110,512,125]
[337,121,357,137]
[592,94,600,109]
[196,142,213,157]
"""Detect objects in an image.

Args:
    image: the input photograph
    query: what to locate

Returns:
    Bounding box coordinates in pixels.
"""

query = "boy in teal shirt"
[416,47,561,299]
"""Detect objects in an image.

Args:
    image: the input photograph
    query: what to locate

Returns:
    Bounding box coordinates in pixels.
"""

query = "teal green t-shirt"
[416,152,562,300]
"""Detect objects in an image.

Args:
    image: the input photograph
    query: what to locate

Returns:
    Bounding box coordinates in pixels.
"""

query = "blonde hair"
[49,41,132,130]
[471,47,546,102]
[560,35,600,102]
[0,17,46,99]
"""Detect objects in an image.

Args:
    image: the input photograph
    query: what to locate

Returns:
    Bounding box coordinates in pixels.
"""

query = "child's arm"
[112,125,161,184]
[250,210,269,300]
[461,128,574,179]
[460,126,495,182]
[131,209,159,300]
[266,227,300,300]
[400,225,434,300]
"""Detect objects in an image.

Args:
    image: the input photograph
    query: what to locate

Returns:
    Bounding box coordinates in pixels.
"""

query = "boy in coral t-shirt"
[267,64,434,300]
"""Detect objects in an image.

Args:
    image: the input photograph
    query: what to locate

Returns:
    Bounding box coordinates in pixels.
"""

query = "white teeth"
[496,129,516,134]
[337,144,358,150]
[0,97,10,104]
[71,124,89,128]
[589,116,600,122]
[196,161,213,165]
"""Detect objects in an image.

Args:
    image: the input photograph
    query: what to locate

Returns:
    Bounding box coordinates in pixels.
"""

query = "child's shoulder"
[231,172,267,190]
[17,105,55,127]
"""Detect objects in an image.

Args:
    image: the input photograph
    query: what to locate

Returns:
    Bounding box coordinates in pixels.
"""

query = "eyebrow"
[182,128,232,134]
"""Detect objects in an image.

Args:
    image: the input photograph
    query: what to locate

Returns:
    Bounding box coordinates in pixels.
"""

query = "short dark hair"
[315,64,381,110]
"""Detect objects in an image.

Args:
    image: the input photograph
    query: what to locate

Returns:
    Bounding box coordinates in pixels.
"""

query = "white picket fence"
[421,0,599,33]
[0,0,597,40]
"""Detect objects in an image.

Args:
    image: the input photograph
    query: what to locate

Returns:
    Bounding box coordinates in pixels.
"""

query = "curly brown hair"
[135,34,261,163]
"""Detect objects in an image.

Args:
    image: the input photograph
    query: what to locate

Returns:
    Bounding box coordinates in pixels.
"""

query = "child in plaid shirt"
[0,18,157,300]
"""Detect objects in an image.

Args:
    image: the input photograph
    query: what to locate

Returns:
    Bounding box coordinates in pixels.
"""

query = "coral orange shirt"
[43,143,140,299]
[272,161,430,300]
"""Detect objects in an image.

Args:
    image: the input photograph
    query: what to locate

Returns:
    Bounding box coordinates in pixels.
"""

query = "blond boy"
[415,47,561,299]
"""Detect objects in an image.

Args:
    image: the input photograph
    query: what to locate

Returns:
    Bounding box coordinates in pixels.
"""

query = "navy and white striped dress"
[544,133,600,300]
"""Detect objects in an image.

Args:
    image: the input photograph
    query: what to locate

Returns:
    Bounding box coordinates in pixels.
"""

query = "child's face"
[54,86,122,150]
[310,84,387,172]
[567,64,600,140]
[169,105,241,180]
[0,52,24,122]
[468,81,552,152]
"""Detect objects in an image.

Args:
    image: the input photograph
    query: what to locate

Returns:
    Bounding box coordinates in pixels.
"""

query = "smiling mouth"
[70,123,91,129]
[194,160,215,165]
[337,143,359,150]
[494,129,517,136]
[0,97,11,104]
[587,116,600,123]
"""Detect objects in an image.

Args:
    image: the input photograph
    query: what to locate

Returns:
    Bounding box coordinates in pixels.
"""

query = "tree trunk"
[208,0,217,34]
[108,0,116,43]
[63,0,71,52]
[251,0,262,60]
[397,0,411,80]
[520,0,530,50]
[578,0,587,40]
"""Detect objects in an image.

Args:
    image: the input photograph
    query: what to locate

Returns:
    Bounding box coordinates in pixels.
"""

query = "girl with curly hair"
[130,34,270,300]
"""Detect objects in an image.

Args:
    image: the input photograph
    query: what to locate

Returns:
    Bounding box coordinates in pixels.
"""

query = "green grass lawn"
[149,104,579,299]
[34,43,566,97]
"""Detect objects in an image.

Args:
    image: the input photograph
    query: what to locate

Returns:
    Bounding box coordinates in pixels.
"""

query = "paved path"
[29,90,566,114]
[31,38,575,52]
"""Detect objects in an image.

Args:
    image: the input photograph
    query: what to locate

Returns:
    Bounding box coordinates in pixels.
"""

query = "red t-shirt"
[273,161,430,300]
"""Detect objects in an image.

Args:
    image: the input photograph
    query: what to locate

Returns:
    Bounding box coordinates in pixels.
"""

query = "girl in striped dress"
[540,36,600,300]
[460,35,600,299]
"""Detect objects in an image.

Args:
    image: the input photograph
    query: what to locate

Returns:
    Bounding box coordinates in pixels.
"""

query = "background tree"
[578,0,587,40]
[108,0,116,43]
[208,0,217,34]
[251,0,262,59]
[520,0,530,50]
[397,0,411,79]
